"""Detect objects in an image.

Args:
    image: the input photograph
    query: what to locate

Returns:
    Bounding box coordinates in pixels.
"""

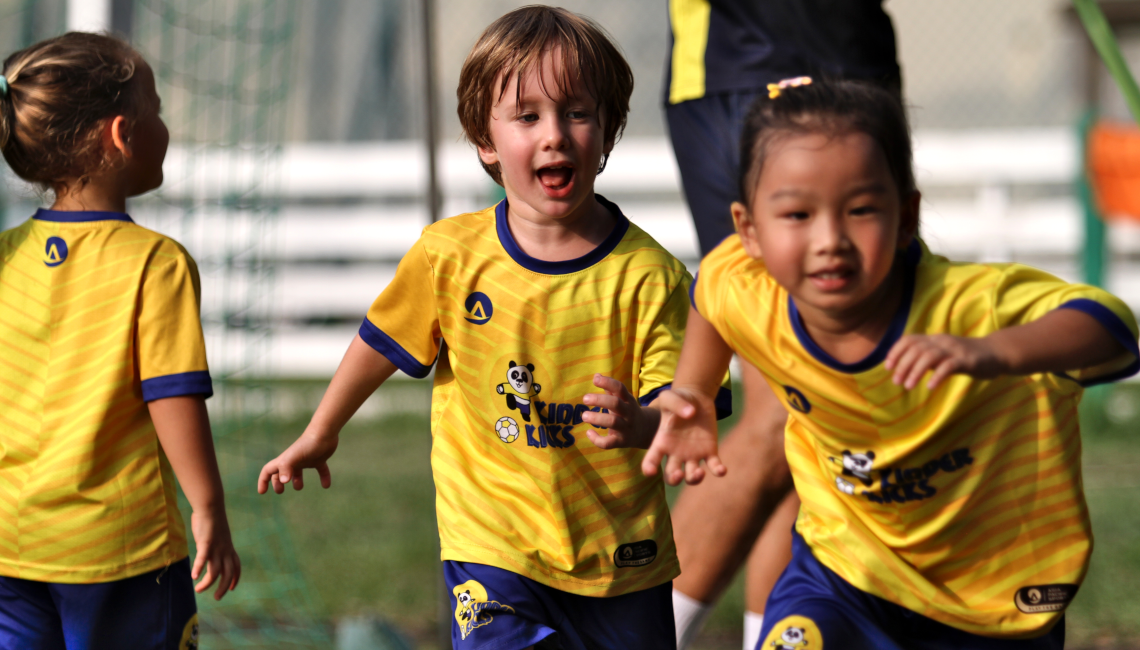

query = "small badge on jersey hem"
[44,236,68,267]
[613,540,657,568]
[1014,584,1078,614]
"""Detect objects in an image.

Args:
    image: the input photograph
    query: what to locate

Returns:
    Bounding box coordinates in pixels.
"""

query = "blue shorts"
[665,91,764,257]
[0,558,198,650]
[758,532,1065,650]
[443,561,674,650]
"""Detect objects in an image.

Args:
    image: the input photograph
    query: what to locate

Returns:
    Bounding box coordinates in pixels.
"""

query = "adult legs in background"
[670,361,794,648]
[742,492,799,649]
[665,91,762,256]
[667,90,798,650]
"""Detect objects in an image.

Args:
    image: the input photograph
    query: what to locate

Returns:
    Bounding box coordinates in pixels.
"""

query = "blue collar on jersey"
[789,239,922,374]
[33,208,133,223]
[495,194,630,275]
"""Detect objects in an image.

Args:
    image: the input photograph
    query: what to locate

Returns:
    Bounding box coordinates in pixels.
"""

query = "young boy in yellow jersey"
[259,7,729,649]
[642,78,1139,648]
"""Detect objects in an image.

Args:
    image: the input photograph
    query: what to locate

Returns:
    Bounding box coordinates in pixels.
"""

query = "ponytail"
[0,32,148,192]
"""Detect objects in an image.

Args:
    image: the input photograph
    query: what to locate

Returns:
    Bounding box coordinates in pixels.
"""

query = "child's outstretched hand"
[190,507,241,601]
[643,387,726,486]
[583,374,659,449]
[885,334,1004,390]
[257,431,339,495]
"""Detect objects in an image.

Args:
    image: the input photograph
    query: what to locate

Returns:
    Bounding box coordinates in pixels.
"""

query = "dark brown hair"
[738,79,915,207]
[0,32,150,193]
[457,5,634,185]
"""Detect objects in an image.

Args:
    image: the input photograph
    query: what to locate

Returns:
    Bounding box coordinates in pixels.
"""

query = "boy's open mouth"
[537,164,574,191]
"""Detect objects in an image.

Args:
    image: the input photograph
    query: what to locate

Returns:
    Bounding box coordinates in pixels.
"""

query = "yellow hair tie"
[767,76,813,99]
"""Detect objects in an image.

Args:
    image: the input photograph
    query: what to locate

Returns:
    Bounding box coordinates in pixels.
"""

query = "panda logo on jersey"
[829,450,876,487]
[495,361,542,422]
[771,626,808,649]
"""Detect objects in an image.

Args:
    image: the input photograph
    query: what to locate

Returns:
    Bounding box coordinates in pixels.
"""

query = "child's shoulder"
[1,215,193,265]
[613,219,690,280]
[110,220,197,268]
[422,205,497,240]
[699,234,768,286]
[913,240,1060,296]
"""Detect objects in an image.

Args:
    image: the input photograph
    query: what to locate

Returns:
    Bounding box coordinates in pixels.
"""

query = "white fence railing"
[6,131,1136,377]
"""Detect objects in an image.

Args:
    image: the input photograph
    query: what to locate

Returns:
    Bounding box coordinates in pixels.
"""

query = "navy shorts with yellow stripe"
[0,558,198,650]
[758,531,1065,650]
[666,90,765,257]
[444,560,674,650]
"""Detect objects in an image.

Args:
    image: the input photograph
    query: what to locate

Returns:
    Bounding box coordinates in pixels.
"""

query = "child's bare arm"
[886,308,1129,390]
[258,335,397,494]
[644,307,735,486]
[583,374,661,449]
[148,395,240,601]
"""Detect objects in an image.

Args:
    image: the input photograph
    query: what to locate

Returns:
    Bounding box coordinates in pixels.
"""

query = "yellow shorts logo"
[452,580,514,640]
[764,615,822,649]
[179,613,199,650]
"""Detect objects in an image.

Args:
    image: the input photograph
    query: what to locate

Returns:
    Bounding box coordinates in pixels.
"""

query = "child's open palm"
[643,387,726,486]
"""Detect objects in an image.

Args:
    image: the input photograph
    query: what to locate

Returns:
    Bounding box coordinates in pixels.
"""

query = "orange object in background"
[1088,121,1140,222]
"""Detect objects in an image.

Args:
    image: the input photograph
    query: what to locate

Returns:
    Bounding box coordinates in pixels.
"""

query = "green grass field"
[230,381,1140,649]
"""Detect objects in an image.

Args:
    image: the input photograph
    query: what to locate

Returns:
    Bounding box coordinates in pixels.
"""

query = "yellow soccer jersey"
[362,197,730,597]
[0,209,212,583]
[693,236,1139,637]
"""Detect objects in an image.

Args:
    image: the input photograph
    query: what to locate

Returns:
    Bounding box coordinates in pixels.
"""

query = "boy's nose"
[541,119,570,150]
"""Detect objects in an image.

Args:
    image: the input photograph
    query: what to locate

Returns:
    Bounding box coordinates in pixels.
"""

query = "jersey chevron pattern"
[0,210,212,583]
[362,197,726,596]
[693,236,1139,637]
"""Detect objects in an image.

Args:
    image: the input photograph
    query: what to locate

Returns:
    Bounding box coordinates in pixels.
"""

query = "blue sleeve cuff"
[638,383,732,420]
[713,386,732,420]
[141,370,213,401]
[689,271,700,316]
[1056,299,1140,386]
[359,318,433,379]
[639,384,670,407]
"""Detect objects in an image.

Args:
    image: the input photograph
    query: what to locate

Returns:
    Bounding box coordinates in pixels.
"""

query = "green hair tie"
[0,75,8,98]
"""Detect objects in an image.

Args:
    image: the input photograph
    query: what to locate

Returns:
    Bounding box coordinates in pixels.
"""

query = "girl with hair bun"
[0,32,238,649]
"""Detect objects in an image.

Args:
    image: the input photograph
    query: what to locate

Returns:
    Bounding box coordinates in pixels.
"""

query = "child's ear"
[477,144,499,166]
[104,115,132,158]
[897,190,921,248]
[732,201,763,258]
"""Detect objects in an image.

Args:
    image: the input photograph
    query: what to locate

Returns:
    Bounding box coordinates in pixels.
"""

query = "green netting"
[129,1,331,647]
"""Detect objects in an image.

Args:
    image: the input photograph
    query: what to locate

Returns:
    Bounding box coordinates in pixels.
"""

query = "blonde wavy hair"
[0,32,149,193]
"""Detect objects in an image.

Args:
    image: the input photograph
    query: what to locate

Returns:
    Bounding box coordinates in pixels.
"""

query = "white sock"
[673,589,712,650]
[743,611,764,650]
